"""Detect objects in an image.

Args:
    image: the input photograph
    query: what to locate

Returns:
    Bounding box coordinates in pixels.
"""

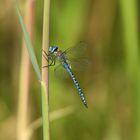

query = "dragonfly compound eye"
[49,46,58,53]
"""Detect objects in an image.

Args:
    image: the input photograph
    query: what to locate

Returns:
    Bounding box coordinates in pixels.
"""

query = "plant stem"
[41,0,50,139]
[119,0,139,139]
[17,0,35,140]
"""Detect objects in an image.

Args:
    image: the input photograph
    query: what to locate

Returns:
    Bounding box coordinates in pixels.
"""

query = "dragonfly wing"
[63,42,88,59]
[53,63,70,80]
[68,57,91,72]
[51,42,90,77]
[62,42,90,72]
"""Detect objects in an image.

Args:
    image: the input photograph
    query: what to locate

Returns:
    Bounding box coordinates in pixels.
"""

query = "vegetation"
[0,0,139,140]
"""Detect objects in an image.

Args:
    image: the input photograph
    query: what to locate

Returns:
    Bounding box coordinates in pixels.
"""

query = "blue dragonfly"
[43,42,88,108]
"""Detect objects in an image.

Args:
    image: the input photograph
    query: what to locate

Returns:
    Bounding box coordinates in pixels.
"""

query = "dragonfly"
[43,42,88,108]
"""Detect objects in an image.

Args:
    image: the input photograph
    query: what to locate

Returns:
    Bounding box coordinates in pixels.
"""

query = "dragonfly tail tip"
[84,103,88,109]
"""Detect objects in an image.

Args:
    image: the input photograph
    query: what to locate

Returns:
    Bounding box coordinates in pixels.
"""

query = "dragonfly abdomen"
[63,63,88,108]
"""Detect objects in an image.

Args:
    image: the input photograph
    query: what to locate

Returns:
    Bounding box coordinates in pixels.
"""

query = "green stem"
[41,0,50,140]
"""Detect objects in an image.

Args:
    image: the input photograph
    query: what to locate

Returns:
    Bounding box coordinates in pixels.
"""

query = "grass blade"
[16,1,35,140]
[16,4,41,80]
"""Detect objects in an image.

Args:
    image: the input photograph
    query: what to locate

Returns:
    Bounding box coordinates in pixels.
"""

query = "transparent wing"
[53,59,91,80]
[67,57,90,72]
[63,42,88,59]
[53,42,90,79]
[63,42,90,72]
[53,64,70,80]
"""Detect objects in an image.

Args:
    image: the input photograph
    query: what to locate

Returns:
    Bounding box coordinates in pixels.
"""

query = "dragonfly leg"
[42,49,56,68]
[42,49,49,62]
[42,56,55,68]
[42,60,54,68]
[43,53,48,61]
[42,49,49,56]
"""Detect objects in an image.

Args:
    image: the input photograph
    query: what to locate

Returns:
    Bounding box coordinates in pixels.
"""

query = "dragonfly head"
[49,46,58,53]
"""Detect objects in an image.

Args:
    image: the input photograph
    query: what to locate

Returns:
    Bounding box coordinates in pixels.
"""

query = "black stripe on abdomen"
[65,64,88,108]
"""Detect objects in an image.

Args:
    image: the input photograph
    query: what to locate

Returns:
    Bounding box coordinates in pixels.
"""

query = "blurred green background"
[0,0,139,140]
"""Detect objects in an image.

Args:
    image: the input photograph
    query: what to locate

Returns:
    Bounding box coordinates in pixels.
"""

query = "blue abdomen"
[63,63,88,108]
